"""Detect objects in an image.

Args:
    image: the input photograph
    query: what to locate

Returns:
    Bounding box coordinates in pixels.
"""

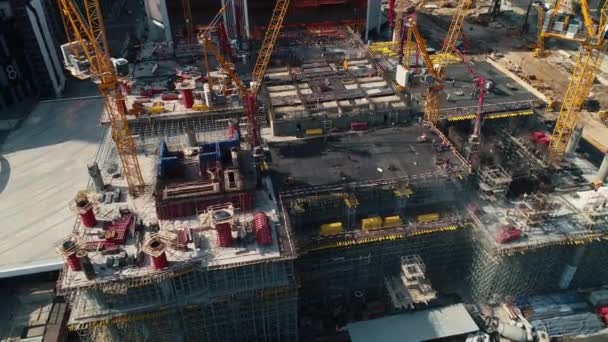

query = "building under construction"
[47,0,608,341]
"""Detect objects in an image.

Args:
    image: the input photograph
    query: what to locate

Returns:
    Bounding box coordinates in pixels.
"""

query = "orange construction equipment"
[57,0,144,195]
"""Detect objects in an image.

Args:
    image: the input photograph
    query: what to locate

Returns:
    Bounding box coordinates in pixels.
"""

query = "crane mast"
[548,3,608,164]
[58,0,144,195]
[421,0,473,125]
[439,0,473,68]
[405,19,442,126]
[245,0,290,147]
[201,0,290,148]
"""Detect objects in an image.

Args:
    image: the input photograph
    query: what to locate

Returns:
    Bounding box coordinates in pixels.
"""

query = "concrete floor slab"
[0,98,104,278]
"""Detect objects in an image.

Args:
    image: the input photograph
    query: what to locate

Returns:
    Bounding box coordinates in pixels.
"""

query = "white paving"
[0,98,104,277]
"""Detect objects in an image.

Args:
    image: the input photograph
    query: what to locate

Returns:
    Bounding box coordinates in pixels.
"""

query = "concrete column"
[558,245,586,290]
[87,162,105,192]
[565,124,583,157]
[596,152,608,184]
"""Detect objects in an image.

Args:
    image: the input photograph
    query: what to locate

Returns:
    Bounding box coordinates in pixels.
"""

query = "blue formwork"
[521,292,605,337]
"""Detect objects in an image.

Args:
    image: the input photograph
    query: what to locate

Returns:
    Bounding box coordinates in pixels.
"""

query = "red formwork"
[181,89,194,108]
[253,212,272,246]
[66,253,81,271]
[216,222,233,247]
[156,191,254,220]
[79,207,97,228]
[151,252,168,270]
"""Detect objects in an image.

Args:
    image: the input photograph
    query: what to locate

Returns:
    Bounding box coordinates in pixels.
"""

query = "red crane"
[454,49,486,167]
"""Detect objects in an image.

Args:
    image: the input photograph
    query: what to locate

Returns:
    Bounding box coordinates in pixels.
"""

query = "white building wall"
[26,0,65,97]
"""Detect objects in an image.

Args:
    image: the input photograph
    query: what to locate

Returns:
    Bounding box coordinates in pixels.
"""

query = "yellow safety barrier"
[485,110,534,120]
[383,216,403,227]
[447,110,534,122]
[307,224,469,252]
[447,114,476,122]
[192,103,209,111]
[305,128,324,136]
[320,222,343,236]
[148,106,165,114]
[362,216,383,231]
[416,213,440,224]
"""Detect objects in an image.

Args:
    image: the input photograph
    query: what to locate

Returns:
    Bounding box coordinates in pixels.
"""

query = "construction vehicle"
[496,226,523,244]
[548,2,608,164]
[57,0,144,195]
[201,0,290,155]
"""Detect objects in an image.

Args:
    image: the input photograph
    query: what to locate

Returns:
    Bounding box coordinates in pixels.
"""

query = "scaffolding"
[477,165,512,201]
[61,258,298,341]
[70,285,298,342]
[385,255,437,310]
[297,225,473,326]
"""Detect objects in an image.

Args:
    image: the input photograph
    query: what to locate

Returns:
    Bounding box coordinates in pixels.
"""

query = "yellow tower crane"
[404,19,442,126]
[535,0,593,58]
[548,2,608,164]
[421,0,473,125]
[58,0,144,195]
[436,0,474,73]
[202,0,290,148]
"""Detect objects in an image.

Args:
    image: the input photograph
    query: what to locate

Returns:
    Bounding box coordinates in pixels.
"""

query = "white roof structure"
[0,97,104,278]
[347,304,479,342]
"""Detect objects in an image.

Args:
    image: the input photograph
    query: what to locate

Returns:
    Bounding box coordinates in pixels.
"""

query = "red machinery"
[496,227,522,244]
[530,131,550,146]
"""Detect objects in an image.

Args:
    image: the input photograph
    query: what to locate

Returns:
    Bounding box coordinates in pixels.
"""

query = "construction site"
[2,0,608,341]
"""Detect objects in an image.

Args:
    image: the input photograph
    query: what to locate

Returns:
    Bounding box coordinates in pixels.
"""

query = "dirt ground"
[417,1,608,152]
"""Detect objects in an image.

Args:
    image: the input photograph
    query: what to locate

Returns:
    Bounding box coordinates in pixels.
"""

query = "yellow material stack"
[320,222,343,236]
[361,216,383,231]
[416,213,440,224]
[383,216,403,227]
[305,128,323,136]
